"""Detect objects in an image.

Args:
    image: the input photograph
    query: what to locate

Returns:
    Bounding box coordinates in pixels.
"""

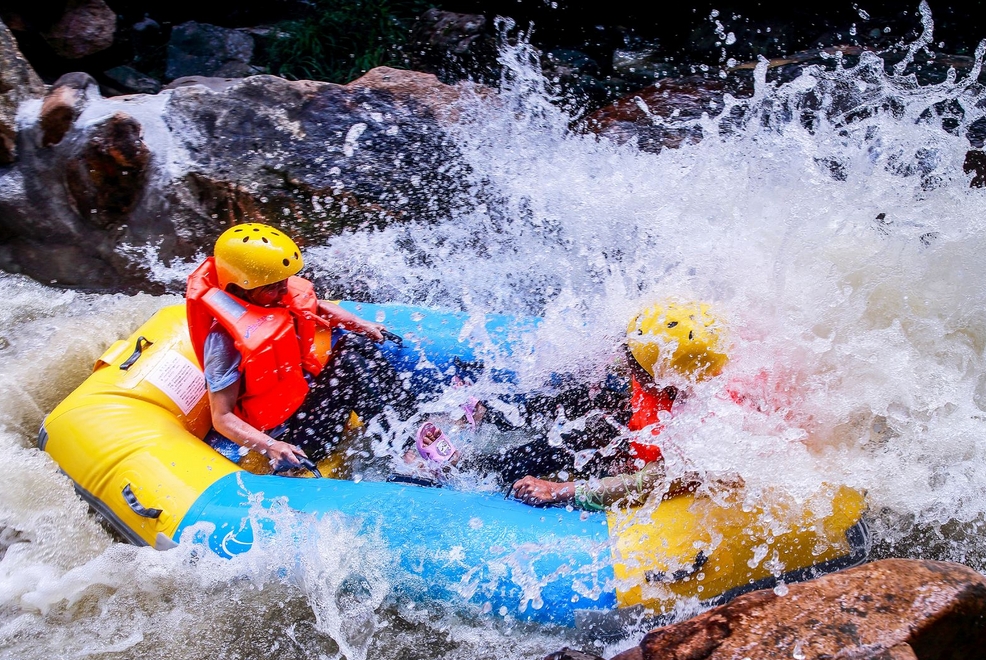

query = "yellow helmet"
[214,223,304,290]
[626,301,727,381]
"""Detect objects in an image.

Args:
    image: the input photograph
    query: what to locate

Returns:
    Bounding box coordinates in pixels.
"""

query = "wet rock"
[39,72,99,147]
[40,0,116,59]
[65,111,150,227]
[346,66,470,121]
[165,21,257,81]
[0,66,472,291]
[103,65,161,95]
[616,559,986,660]
[585,75,752,153]
[164,76,241,93]
[162,68,470,246]
[0,18,45,164]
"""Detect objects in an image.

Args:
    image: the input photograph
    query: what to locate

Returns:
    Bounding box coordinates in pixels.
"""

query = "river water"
[2,13,986,660]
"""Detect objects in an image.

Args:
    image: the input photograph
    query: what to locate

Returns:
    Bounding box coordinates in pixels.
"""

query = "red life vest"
[186,257,327,431]
[627,376,674,463]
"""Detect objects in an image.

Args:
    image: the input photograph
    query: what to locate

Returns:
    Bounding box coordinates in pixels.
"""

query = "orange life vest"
[627,376,674,463]
[186,257,327,431]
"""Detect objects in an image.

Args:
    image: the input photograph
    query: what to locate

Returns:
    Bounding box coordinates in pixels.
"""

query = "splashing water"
[3,13,986,658]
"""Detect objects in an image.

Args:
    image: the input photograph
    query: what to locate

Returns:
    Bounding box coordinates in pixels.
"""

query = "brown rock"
[41,0,116,59]
[633,559,986,660]
[65,111,150,228]
[345,66,471,122]
[39,72,99,147]
[0,18,45,164]
[585,75,752,154]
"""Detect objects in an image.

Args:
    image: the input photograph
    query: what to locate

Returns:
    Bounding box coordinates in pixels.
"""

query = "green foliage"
[267,0,435,83]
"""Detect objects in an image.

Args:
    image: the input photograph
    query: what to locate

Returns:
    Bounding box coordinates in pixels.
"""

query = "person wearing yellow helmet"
[510,301,729,509]
[186,223,413,473]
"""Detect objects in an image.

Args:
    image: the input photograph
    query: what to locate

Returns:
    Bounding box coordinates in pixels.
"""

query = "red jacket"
[627,376,675,463]
[186,257,326,430]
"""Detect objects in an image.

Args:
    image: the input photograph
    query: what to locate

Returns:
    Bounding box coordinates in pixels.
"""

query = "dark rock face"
[0,67,472,291]
[0,18,45,164]
[607,559,986,660]
[165,21,257,81]
[103,65,162,95]
[407,8,497,84]
[412,8,487,56]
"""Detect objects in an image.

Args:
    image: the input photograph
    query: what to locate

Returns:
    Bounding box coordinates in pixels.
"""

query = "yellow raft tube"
[39,303,868,628]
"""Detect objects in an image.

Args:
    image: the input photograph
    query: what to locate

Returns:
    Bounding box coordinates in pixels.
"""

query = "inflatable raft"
[39,302,868,628]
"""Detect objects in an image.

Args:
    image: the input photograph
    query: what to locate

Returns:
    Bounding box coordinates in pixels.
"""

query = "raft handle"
[381,329,403,347]
[299,457,322,478]
[123,484,162,518]
[119,336,153,371]
[272,457,323,478]
[645,551,708,583]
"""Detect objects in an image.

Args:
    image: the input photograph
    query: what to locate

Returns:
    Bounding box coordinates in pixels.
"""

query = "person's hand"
[358,320,386,342]
[419,423,442,446]
[264,439,307,470]
[509,476,573,506]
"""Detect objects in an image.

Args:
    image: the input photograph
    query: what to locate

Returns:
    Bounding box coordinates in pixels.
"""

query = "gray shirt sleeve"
[202,326,242,393]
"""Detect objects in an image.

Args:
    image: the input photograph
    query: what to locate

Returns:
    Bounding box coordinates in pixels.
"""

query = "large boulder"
[607,559,986,660]
[0,67,472,291]
[0,18,45,164]
[40,0,116,59]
